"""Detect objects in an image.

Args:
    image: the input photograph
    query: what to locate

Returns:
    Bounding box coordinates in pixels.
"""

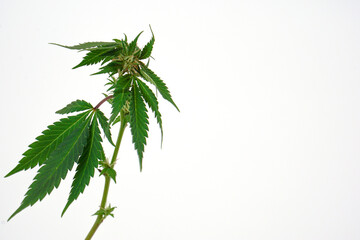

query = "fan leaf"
[8,113,92,220]
[96,109,114,146]
[129,83,149,171]
[5,111,91,177]
[140,65,179,112]
[136,78,163,144]
[62,112,103,216]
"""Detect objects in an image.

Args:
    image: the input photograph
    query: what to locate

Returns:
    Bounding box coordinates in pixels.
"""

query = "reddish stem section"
[94,95,114,110]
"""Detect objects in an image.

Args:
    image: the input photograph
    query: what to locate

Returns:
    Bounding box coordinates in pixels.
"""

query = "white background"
[1,0,360,239]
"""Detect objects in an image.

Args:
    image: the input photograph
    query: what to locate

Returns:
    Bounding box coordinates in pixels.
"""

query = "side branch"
[94,95,114,110]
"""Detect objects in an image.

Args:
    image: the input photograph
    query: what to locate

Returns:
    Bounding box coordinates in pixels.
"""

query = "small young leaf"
[62,114,103,216]
[129,83,149,171]
[56,100,93,114]
[128,32,143,55]
[106,168,117,183]
[110,75,132,123]
[96,109,114,146]
[93,205,116,218]
[91,61,124,76]
[140,27,155,59]
[100,168,117,183]
[93,209,105,216]
[8,113,92,220]
[140,65,179,112]
[5,111,91,177]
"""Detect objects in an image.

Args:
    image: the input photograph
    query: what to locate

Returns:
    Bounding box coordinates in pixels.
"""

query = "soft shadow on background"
[1,0,360,239]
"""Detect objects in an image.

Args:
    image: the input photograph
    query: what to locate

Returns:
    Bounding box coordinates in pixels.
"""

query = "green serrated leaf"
[56,100,93,114]
[140,65,179,112]
[8,113,92,220]
[128,32,143,54]
[100,55,114,66]
[5,111,91,178]
[91,61,124,76]
[111,115,121,126]
[95,109,114,146]
[100,146,106,162]
[140,27,155,59]
[100,168,117,183]
[50,42,117,51]
[106,168,117,183]
[105,77,117,92]
[117,36,128,53]
[129,83,149,171]
[110,75,132,123]
[93,205,116,218]
[62,114,103,216]
[136,78,163,145]
[73,48,119,69]
[93,209,105,216]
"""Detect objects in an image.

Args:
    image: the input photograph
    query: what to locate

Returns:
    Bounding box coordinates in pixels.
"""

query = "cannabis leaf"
[110,74,132,123]
[136,78,163,144]
[140,65,179,112]
[96,109,114,146]
[140,27,155,59]
[56,100,93,114]
[93,204,116,218]
[49,42,117,51]
[91,61,124,76]
[128,32,143,55]
[8,111,93,220]
[5,111,91,177]
[129,83,149,171]
[100,167,117,183]
[73,48,121,69]
[62,111,103,216]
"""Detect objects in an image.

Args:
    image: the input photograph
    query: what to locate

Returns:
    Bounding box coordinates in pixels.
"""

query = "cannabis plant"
[5,27,179,239]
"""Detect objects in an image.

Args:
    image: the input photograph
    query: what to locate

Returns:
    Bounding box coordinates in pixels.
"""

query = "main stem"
[85,112,127,240]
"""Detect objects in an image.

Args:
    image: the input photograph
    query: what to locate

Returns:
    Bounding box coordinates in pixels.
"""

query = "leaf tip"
[7,204,26,221]
[61,204,70,217]
[7,215,14,222]
[139,161,143,172]
[171,102,180,112]
[149,24,154,38]
[4,167,20,178]
[4,172,12,178]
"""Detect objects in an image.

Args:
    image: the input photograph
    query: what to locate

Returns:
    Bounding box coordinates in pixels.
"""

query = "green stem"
[85,111,127,240]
